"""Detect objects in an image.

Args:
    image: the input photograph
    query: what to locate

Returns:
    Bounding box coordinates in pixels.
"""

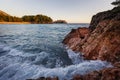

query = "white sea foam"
[0,44,112,80]
[67,49,83,64]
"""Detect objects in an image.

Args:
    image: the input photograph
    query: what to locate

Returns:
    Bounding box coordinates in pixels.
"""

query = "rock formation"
[63,7,120,63]
[62,27,89,51]
[89,6,120,32]
[30,7,120,80]
[62,6,120,80]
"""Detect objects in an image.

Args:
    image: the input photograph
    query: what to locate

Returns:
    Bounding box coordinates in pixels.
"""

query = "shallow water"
[0,24,112,80]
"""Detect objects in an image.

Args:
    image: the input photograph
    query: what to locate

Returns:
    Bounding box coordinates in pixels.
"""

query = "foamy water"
[0,24,112,80]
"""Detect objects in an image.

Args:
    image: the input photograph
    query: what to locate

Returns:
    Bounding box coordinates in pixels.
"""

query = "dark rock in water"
[27,77,59,80]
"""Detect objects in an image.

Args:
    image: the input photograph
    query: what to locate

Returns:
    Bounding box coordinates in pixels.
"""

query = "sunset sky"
[0,0,114,23]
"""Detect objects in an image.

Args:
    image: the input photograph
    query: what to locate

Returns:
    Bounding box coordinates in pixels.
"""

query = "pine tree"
[111,0,120,6]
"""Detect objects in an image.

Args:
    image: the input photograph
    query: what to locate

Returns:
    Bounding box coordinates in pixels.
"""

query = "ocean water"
[0,24,112,80]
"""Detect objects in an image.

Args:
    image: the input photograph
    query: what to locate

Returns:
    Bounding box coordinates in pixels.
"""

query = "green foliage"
[111,0,120,6]
[0,14,22,22]
[22,15,53,24]
[0,10,53,24]
[22,15,34,22]
[111,6,120,13]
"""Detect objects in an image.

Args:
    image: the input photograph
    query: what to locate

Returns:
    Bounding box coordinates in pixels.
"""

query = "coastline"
[62,6,120,80]
[0,22,31,24]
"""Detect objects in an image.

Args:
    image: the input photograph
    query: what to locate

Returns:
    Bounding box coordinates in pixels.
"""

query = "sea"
[0,24,112,80]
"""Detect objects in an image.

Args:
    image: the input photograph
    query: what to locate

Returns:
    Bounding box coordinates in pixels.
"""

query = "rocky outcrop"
[63,7,120,64]
[62,27,89,51]
[83,20,120,63]
[73,62,120,80]
[30,7,120,80]
[89,6,120,32]
[62,6,120,80]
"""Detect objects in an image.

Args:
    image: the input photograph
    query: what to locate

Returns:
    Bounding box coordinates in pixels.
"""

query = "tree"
[111,0,120,6]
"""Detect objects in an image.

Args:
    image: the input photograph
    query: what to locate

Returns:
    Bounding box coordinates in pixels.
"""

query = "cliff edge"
[63,7,120,63]
[62,6,120,80]
[63,7,120,80]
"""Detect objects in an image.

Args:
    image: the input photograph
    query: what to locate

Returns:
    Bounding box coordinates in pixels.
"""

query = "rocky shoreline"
[0,22,30,24]
[63,7,120,64]
[63,6,120,80]
[30,7,120,80]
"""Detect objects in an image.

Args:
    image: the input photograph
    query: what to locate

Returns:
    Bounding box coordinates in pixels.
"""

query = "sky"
[0,0,114,23]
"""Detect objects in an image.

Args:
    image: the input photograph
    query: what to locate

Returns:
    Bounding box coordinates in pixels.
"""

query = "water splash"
[0,44,112,80]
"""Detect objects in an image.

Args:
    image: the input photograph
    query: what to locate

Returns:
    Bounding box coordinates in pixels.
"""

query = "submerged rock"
[27,77,59,80]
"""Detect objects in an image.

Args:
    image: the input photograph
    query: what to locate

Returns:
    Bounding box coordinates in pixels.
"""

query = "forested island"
[0,10,67,24]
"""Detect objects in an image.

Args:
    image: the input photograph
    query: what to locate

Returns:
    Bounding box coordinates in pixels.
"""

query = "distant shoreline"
[0,22,90,24]
[0,22,31,24]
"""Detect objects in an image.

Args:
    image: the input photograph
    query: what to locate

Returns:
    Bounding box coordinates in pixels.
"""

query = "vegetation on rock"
[111,0,120,6]
[0,10,22,22]
[53,20,67,24]
[22,15,53,24]
[0,10,53,24]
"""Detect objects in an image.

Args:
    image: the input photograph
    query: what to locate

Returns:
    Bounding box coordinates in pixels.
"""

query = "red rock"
[82,20,120,63]
[63,6,120,80]
[63,20,120,63]
[62,27,89,52]
[89,7,120,32]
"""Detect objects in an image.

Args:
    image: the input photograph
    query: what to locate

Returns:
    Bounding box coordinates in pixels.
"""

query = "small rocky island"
[53,20,67,24]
